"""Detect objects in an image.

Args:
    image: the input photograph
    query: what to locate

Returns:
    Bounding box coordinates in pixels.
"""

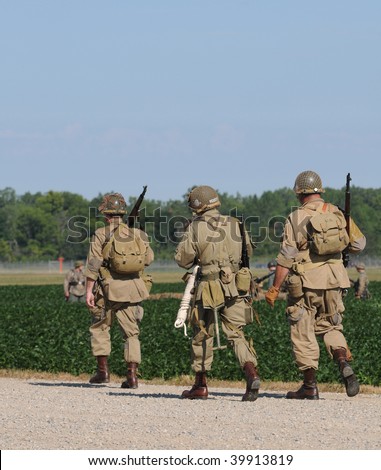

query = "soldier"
[352,263,371,300]
[85,193,154,388]
[266,260,277,289]
[64,260,86,302]
[253,261,287,301]
[265,260,288,301]
[265,171,366,399]
[175,185,260,402]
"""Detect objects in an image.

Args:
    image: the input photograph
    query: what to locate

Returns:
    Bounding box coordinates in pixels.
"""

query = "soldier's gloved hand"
[265,286,280,308]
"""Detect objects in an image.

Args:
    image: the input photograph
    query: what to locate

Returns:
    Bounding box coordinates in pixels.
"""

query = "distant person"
[266,170,366,400]
[351,263,371,300]
[85,192,154,388]
[266,260,277,289]
[266,260,288,300]
[64,261,86,302]
[252,261,287,301]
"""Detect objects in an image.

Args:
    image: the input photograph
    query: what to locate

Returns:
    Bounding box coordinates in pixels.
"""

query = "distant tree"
[0,186,379,262]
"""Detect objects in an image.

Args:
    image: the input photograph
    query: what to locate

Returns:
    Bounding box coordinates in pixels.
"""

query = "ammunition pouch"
[287,274,303,299]
[235,267,252,294]
[220,266,234,284]
[285,299,305,324]
[291,261,305,275]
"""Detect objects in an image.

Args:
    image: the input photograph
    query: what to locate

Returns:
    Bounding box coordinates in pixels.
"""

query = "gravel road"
[1,377,380,451]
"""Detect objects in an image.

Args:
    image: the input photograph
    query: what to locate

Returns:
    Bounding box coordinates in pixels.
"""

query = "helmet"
[98,193,127,215]
[187,185,221,213]
[75,260,84,268]
[293,171,325,194]
[267,260,277,269]
[356,263,365,270]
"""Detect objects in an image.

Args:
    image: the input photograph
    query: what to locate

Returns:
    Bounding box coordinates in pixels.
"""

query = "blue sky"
[1,0,380,202]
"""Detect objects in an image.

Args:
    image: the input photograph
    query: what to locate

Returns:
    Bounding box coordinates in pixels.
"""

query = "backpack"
[102,224,147,275]
[306,203,350,256]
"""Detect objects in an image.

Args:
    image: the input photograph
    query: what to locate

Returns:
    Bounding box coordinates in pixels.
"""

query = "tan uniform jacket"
[64,269,86,296]
[85,220,154,303]
[276,198,366,289]
[175,209,253,299]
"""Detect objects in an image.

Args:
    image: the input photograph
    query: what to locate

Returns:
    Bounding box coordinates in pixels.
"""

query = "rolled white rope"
[174,265,200,335]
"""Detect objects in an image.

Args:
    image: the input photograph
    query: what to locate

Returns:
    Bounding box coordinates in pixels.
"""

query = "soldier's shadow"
[28,382,286,400]
[209,390,285,400]
[109,390,286,400]
[109,391,181,399]
[29,381,101,389]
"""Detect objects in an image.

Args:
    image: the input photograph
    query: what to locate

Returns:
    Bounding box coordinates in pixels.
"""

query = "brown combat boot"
[121,362,139,389]
[89,356,110,384]
[286,368,319,400]
[242,362,260,402]
[333,348,360,397]
[181,372,208,400]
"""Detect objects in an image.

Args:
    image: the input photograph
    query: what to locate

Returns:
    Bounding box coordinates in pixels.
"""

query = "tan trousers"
[89,297,143,364]
[190,297,257,372]
[289,288,349,371]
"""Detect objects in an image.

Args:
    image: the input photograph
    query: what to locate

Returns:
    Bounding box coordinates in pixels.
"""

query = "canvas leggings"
[190,297,257,372]
[89,295,143,364]
[288,288,350,371]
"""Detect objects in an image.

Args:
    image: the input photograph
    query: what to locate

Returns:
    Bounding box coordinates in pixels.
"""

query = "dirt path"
[1,377,380,451]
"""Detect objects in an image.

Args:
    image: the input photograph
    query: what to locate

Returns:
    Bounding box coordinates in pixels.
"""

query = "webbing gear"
[200,272,220,281]
[291,257,342,274]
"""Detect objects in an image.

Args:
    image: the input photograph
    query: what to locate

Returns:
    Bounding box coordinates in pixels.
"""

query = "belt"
[200,272,220,281]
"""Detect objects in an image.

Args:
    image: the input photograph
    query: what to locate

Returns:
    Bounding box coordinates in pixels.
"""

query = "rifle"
[127,185,147,228]
[238,215,257,299]
[238,215,250,269]
[253,270,275,285]
[342,173,351,267]
[237,216,263,327]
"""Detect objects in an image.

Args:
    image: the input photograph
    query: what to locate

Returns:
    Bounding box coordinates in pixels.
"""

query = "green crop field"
[0,281,380,386]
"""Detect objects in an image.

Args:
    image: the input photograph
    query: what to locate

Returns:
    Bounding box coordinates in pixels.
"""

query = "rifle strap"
[193,307,212,338]
[253,305,261,326]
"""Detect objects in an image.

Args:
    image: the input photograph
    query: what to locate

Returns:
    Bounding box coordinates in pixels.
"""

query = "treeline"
[0,185,379,262]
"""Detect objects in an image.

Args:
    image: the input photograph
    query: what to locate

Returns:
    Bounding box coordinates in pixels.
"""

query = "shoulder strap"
[101,225,120,260]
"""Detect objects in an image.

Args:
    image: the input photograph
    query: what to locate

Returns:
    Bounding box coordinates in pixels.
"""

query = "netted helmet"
[267,260,277,269]
[356,263,365,270]
[293,171,325,194]
[74,260,84,268]
[188,185,221,213]
[98,193,127,215]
